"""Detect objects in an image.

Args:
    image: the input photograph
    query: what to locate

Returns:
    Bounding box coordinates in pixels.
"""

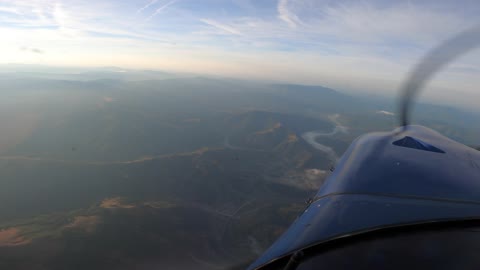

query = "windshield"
[297,223,480,270]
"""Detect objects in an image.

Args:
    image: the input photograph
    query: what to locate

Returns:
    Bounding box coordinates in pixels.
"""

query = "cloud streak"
[200,18,243,35]
[20,46,44,54]
[277,0,301,28]
[0,6,20,14]
[136,0,159,14]
[145,0,177,21]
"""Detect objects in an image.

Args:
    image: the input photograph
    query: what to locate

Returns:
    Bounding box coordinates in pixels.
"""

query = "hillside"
[0,75,479,269]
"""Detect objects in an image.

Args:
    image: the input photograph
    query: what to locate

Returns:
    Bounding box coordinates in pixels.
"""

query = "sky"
[1,0,480,108]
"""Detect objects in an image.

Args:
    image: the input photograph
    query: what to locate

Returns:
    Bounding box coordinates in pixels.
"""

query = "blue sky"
[1,0,480,108]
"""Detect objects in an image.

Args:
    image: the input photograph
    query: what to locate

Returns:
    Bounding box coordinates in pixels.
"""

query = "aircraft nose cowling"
[248,125,480,270]
[316,125,480,201]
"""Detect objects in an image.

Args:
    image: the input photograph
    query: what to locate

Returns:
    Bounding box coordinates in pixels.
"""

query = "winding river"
[301,114,348,162]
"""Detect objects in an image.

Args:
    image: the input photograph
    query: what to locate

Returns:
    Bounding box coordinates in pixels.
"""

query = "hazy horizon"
[2,0,480,110]
[2,62,480,114]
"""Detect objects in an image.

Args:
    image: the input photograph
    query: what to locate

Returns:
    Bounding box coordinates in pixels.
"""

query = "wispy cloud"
[145,0,177,21]
[200,19,243,35]
[277,0,301,28]
[311,2,470,45]
[31,48,44,54]
[20,46,44,54]
[136,0,159,14]
[376,110,395,116]
[0,6,20,14]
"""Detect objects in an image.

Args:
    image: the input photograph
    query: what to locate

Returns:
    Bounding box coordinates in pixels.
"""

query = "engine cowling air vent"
[392,136,445,153]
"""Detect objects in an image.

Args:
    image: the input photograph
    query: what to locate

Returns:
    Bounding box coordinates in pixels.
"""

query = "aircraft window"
[392,136,445,153]
[296,224,480,270]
